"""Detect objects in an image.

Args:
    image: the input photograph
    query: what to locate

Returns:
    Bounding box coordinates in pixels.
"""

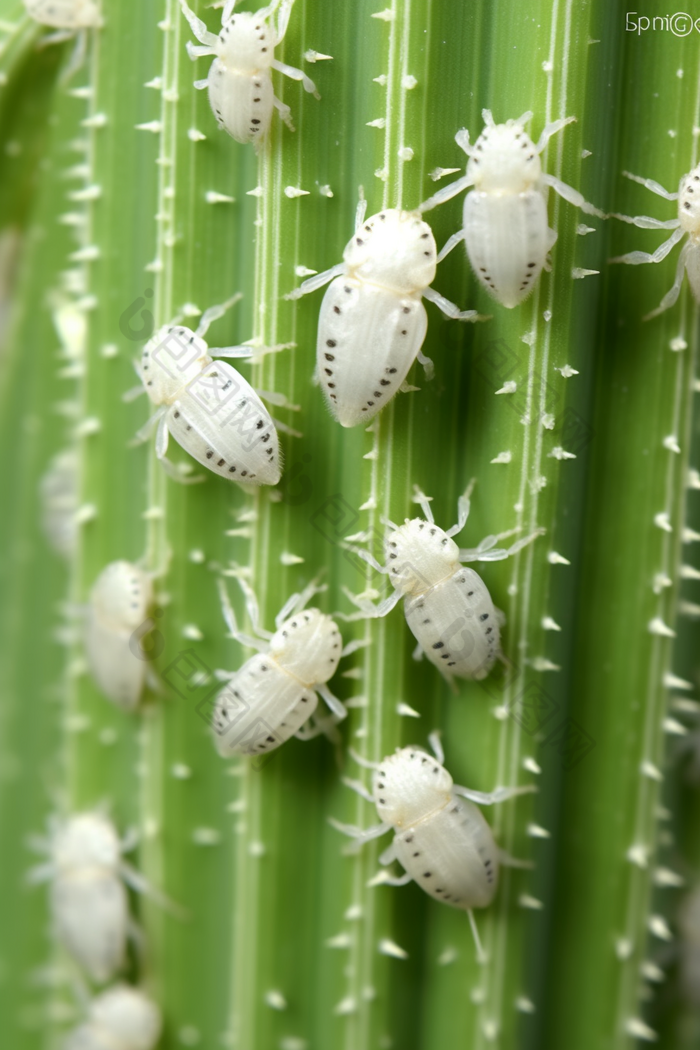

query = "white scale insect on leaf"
[63,985,161,1050]
[23,0,102,80]
[129,295,292,486]
[27,812,181,984]
[178,0,321,149]
[331,734,536,962]
[211,574,365,757]
[23,0,102,29]
[418,109,605,308]
[342,481,544,684]
[286,200,486,427]
[608,165,700,319]
[39,447,78,559]
[84,560,155,711]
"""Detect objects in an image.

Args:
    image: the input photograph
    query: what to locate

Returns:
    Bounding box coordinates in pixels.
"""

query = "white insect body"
[212,576,363,757]
[85,561,153,711]
[609,164,700,319]
[419,109,604,308]
[332,735,534,957]
[287,203,484,426]
[132,297,284,486]
[39,448,78,558]
[29,814,131,983]
[63,985,162,1050]
[29,813,180,984]
[346,483,544,683]
[24,0,102,28]
[179,0,320,148]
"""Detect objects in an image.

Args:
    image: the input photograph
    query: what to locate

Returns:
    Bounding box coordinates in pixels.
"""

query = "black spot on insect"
[432,642,444,650]
[423,872,432,878]
[206,450,213,459]
[251,119,261,125]
[256,420,264,429]
[325,368,333,376]
[356,237,364,246]
[217,458,225,467]
[328,382,336,388]
[333,305,341,315]
[325,352,335,361]
[327,339,337,347]
[479,613,489,622]
[413,851,420,857]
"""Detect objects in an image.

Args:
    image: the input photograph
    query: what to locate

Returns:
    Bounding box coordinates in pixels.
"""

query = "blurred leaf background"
[0,0,699,1048]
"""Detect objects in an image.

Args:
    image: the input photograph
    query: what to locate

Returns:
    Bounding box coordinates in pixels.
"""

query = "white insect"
[286,202,485,427]
[332,734,534,959]
[130,296,290,486]
[345,483,544,683]
[64,985,161,1050]
[609,165,700,319]
[85,560,154,711]
[418,109,604,308]
[179,0,320,148]
[211,574,364,757]
[23,0,102,29]
[28,813,158,984]
[39,448,78,559]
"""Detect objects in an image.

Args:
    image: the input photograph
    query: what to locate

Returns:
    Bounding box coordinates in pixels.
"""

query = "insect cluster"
[26,0,698,1042]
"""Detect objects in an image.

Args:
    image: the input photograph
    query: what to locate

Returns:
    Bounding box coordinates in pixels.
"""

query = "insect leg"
[609,225,685,265]
[534,114,575,152]
[436,228,466,264]
[541,172,606,218]
[272,94,295,131]
[422,285,486,322]
[411,484,435,523]
[622,169,679,201]
[178,0,219,47]
[285,263,346,300]
[419,176,474,215]
[342,777,375,804]
[644,241,692,320]
[446,477,476,537]
[328,817,391,844]
[271,58,319,99]
[452,783,537,806]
